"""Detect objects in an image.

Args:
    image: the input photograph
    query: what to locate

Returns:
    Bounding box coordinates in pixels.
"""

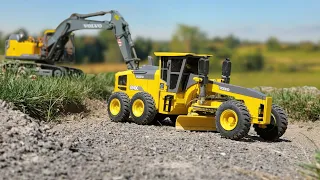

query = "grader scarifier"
[107,52,288,141]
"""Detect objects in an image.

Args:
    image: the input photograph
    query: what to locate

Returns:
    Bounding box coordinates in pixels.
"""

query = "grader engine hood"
[209,80,267,100]
[208,79,272,125]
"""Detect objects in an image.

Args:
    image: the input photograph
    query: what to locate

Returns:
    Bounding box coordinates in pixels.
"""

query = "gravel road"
[1,99,319,180]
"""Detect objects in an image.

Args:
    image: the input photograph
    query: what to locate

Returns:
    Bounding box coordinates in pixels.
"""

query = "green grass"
[299,151,320,179]
[0,72,115,121]
[236,46,320,72]
[265,90,320,121]
[237,45,320,64]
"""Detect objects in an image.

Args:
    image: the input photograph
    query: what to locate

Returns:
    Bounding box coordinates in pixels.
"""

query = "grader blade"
[175,115,216,131]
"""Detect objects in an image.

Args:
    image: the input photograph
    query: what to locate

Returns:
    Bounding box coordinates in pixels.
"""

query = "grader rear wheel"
[107,92,130,122]
[215,100,251,140]
[129,92,157,125]
[253,104,288,141]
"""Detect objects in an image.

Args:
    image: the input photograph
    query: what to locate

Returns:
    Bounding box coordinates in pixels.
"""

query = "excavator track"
[0,61,83,77]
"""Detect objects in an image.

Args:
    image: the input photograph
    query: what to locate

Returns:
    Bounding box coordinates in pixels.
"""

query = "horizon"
[0,0,319,43]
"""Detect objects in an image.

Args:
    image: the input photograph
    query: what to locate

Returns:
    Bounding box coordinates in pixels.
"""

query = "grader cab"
[107,52,288,141]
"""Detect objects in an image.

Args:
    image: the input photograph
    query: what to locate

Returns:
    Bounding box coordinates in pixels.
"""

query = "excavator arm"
[43,10,140,70]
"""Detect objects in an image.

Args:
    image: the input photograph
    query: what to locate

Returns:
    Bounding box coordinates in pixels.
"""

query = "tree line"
[0,24,319,72]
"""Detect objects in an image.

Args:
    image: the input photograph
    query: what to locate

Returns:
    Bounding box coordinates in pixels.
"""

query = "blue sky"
[0,0,319,42]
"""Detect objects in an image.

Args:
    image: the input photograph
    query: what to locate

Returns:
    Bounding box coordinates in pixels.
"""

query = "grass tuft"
[299,151,320,179]
[258,88,320,122]
[0,72,115,121]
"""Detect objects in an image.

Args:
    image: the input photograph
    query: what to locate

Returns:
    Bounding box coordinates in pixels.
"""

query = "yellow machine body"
[174,82,272,131]
[108,51,288,141]
[112,52,273,131]
[5,29,55,59]
[5,38,42,57]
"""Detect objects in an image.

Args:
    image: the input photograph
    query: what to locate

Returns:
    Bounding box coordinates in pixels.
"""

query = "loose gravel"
[1,100,319,180]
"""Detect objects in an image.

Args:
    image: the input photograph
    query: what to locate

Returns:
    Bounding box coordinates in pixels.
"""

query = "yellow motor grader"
[107,52,288,141]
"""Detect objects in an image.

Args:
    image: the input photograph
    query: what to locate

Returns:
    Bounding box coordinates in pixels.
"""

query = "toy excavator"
[2,10,140,76]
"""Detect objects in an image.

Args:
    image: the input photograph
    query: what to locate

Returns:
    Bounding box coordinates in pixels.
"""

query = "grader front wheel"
[253,104,288,141]
[215,100,251,140]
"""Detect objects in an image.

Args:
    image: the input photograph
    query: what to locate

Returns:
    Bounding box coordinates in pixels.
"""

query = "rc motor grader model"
[107,53,288,141]
[2,10,139,77]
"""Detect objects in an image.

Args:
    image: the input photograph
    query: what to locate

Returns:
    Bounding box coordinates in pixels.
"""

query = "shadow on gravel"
[153,119,175,127]
[124,117,292,144]
[239,135,292,143]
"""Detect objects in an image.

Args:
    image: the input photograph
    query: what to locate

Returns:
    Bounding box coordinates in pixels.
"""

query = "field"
[66,46,320,89]
[211,71,320,88]
[68,63,127,74]
[69,63,320,88]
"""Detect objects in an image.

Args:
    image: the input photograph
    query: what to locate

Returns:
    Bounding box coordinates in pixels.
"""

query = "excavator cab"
[61,33,76,62]
[42,30,76,62]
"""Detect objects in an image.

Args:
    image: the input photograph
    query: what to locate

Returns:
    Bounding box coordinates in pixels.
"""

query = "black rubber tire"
[253,104,288,141]
[107,92,130,122]
[215,100,251,140]
[130,92,157,125]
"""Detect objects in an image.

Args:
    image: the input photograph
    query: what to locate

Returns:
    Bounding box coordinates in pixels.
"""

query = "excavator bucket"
[175,115,217,131]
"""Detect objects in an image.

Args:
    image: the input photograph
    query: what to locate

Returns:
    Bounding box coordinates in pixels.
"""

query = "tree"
[266,37,281,51]
[223,34,241,49]
[77,36,105,63]
[74,36,86,64]
[0,31,4,54]
[170,24,207,53]
[98,30,122,63]
[299,41,316,51]
[134,36,153,61]
[235,50,265,72]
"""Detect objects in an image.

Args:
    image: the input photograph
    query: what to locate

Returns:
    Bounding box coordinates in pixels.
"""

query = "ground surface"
[1,100,319,180]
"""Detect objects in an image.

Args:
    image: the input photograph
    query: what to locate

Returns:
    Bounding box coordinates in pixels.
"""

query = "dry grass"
[68,63,127,74]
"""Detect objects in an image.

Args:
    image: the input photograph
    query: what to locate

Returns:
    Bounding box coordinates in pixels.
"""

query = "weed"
[0,72,114,121]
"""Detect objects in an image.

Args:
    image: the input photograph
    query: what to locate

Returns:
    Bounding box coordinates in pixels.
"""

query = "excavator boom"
[43,10,140,70]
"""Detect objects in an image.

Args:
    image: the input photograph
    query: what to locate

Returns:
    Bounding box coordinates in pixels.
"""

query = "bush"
[263,89,320,121]
[266,37,281,51]
[233,50,265,72]
[0,72,115,121]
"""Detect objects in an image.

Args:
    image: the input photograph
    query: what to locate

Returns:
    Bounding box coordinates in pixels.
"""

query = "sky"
[0,0,319,43]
